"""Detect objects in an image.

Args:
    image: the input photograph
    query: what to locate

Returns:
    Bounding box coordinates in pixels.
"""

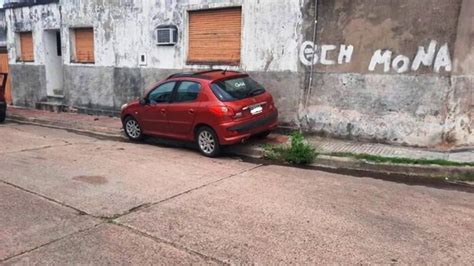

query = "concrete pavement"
[1,122,474,264]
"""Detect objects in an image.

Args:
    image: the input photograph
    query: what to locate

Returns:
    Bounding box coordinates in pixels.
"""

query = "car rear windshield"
[211,76,266,102]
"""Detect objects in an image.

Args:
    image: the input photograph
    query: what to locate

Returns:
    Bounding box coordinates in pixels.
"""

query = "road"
[0,122,473,264]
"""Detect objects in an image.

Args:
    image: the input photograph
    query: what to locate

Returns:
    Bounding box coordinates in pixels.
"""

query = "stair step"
[36,102,68,113]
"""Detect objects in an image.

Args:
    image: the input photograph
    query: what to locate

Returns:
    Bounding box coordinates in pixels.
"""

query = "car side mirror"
[139,97,147,105]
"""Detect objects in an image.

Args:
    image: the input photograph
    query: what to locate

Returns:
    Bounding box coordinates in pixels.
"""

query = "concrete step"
[47,94,65,100]
[35,101,68,113]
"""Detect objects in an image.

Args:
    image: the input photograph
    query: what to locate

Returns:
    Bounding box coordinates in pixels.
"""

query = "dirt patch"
[73,175,108,185]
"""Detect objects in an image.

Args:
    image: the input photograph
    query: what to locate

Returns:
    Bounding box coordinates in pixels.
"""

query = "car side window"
[173,81,201,103]
[148,82,175,104]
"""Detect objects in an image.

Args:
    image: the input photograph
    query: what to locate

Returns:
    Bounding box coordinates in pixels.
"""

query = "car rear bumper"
[217,111,278,145]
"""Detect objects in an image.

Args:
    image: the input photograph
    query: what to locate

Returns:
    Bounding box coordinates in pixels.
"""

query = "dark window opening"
[56,31,62,56]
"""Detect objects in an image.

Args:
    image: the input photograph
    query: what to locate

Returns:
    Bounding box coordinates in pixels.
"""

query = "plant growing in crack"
[264,132,317,165]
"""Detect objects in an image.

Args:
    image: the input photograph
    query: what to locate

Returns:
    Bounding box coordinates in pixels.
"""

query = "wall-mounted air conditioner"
[156,25,178,46]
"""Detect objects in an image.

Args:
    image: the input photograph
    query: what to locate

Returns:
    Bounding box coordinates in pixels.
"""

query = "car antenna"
[222,67,228,75]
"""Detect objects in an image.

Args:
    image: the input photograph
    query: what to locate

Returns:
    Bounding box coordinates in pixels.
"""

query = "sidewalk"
[309,136,473,164]
[6,106,474,181]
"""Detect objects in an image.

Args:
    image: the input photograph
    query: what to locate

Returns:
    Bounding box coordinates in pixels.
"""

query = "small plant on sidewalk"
[264,132,317,165]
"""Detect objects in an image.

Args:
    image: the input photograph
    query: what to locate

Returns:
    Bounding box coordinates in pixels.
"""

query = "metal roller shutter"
[75,28,95,63]
[188,7,242,65]
[19,32,34,62]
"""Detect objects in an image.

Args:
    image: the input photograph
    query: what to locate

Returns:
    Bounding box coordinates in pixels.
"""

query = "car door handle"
[188,109,195,114]
[160,108,166,114]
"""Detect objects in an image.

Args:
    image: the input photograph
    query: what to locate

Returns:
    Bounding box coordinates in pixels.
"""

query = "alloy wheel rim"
[198,131,215,154]
[126,119,141,139]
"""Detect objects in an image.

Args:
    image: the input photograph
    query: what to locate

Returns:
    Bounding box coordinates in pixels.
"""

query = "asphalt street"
[1,122,473,264]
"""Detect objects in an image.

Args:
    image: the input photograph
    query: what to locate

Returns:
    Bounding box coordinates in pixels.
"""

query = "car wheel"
[124,116,144,141]
[0,109,5,123]
[255,130,271,139]
[196,126,221,157]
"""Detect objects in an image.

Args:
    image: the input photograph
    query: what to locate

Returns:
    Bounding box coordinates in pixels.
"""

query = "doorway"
[43,30,64,97]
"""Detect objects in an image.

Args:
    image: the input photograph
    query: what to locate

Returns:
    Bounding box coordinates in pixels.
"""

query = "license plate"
[250,105,263,115]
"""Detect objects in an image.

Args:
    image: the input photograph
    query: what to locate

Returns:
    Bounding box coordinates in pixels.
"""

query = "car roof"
[166,69,247,81]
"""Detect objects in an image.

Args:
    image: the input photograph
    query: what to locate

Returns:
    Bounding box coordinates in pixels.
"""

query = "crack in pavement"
[0,223,106,263]
[0,163,265,263]
[112,222,230,265]
[108,164,265,220]
[0,141,100,155]
[0,179,94,218]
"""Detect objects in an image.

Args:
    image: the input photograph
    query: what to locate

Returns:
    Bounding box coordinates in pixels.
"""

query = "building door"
[43,30,64,97]
[0,50,11,104]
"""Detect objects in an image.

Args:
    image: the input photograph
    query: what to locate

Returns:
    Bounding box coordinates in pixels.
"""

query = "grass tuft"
[264,132,317,165]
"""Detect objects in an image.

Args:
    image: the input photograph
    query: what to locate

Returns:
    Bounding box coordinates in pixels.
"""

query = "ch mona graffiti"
[299,40,452,73]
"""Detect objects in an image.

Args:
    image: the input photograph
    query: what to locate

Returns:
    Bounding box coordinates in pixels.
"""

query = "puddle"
[73,175,108,185]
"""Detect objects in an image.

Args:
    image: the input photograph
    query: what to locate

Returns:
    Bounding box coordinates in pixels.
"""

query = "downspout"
[304,0,318,109]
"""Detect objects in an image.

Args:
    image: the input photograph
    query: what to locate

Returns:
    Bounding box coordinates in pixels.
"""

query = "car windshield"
[211,76,266,102]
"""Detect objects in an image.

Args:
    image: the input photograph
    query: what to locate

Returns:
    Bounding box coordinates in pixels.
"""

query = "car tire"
[196,126,221,157]
[255,130,271,139]
[123,116,144,141]
[0,109,5,123]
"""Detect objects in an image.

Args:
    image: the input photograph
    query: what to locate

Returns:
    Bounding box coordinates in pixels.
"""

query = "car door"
[166,81,202,138]
[140,81,176,136]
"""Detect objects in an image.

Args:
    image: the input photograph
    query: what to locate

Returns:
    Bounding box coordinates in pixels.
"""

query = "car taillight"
[269,97,275,110]
[209,105,235,117]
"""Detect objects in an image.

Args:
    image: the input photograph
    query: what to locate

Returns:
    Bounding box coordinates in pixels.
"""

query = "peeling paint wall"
[5,3,60,106]
[59,0,302,71]
[5,0,303,116]
[4,0,473,147]
[446,0,474,146]
[301,0,473,147]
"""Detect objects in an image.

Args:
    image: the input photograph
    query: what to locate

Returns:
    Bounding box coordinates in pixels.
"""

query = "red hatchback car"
[0,73,8,123]
[121,70,278,157]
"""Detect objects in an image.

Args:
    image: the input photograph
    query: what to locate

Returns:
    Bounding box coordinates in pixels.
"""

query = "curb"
[6,115,125,142]
[311,155,474,180]
[230,144,474,182]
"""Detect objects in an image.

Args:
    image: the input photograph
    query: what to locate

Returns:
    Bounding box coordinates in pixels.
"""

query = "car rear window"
[211,76,266,102]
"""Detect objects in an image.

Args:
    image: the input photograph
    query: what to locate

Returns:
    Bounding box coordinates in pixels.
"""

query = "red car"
[0,73,8,123]
[121,70,278,157]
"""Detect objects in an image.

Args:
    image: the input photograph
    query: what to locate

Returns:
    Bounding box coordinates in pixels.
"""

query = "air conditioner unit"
[156,25,178,46]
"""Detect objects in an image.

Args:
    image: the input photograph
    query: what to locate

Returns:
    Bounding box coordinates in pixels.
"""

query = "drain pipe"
[304,0,319,109]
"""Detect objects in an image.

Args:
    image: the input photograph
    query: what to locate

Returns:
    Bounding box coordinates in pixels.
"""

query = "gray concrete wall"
[446,0,474,146]
[0,10,7,46]
[300,0,472,147]
[9,64,47,107]
[63,66,179,114]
